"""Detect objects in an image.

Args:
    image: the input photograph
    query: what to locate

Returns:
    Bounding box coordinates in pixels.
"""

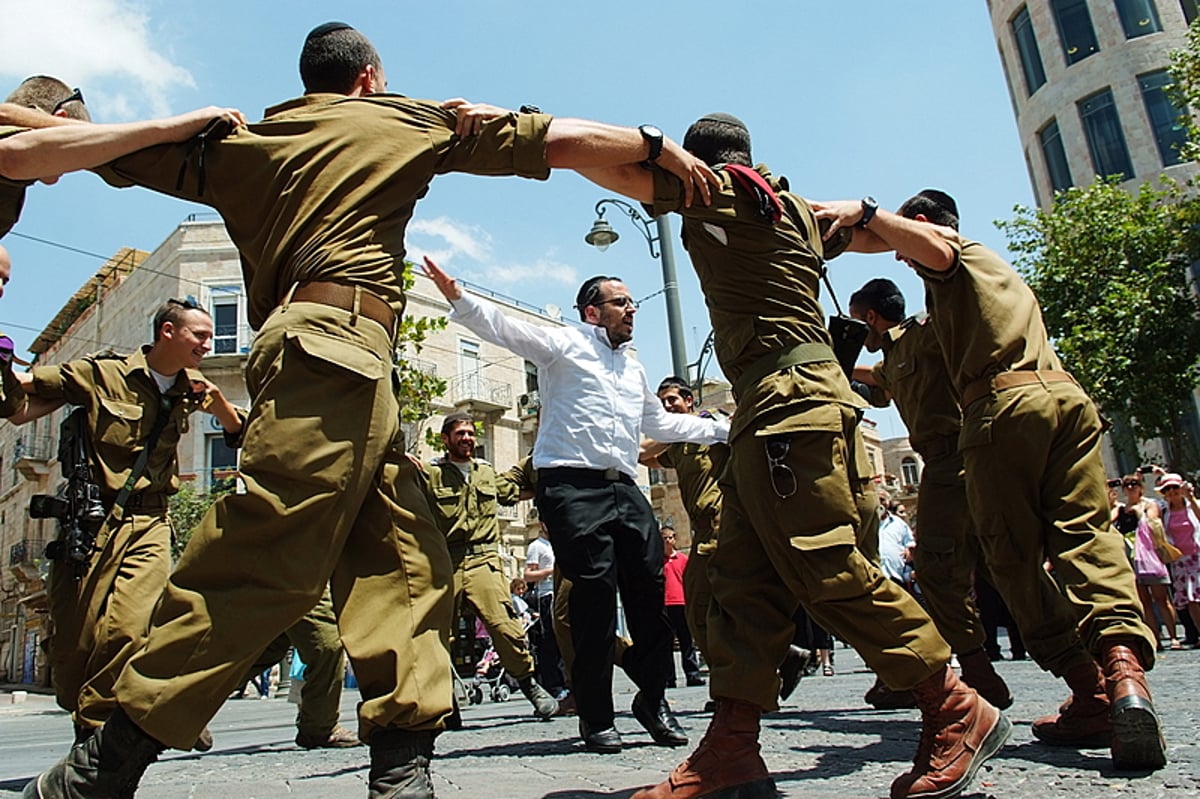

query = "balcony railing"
[448,374,512,413]
[14,436,55,480]
[9,538,47,567]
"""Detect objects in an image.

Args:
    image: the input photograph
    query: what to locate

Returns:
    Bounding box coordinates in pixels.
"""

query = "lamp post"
[584,199,689,379]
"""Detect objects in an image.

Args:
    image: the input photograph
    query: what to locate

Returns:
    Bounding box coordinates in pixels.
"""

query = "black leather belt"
[538,466,634,485]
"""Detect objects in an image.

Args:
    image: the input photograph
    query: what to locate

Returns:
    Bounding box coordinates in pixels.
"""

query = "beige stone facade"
[989,0,1198,207]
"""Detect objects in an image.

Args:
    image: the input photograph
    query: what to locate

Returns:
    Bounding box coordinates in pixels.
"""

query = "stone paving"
[1,644,1196,798]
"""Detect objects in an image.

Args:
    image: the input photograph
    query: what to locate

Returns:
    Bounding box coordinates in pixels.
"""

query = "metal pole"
[656,215,689,379]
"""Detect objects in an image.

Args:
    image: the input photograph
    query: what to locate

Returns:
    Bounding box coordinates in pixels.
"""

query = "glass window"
[1078,90,1135,180]
[1038,119,1075,192]
[208,434,238,491]
[1012,6,1047,95]
[1115,0,1163,37]
[1140,70,1188,166]
[1181,0,1199,23]
[211,294,239,355]
[1051,0,1100,65]
[901,458,921,487]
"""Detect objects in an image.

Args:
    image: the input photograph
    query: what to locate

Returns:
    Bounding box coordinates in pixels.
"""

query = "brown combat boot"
[631,698,776,799]
[24,708,164,799]
[957,648,1013,710]
[890,666,1010,799]
[1102,640,1166,770]
[1031,661,1112,748]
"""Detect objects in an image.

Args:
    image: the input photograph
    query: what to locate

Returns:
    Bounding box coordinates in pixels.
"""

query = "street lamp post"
[584,199,689,379]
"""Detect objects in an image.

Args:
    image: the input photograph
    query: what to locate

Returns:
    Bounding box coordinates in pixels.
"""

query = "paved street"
[1,642,1197,798]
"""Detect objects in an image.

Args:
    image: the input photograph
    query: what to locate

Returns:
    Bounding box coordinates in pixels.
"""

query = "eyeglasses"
[1106,479,1122,489]
[168,295,203,311]
[593,296,639,310]
[1122,480,1142,489]
[765,436,797,499]
[1162,485,1182,492]
[51,88,84,115]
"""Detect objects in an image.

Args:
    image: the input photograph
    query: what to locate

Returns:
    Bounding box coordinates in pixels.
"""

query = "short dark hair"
[5,76,91,121]
[151,298,211,343]
[574,275,621,321]
[849,278,906,323]
[441,411,473,435]
[656,376,693,400]
[898,189,959,230]
[683,113,752,167]
[299,23,383,94]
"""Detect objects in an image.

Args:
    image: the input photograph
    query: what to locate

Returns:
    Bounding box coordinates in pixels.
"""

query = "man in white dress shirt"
[421,258,728,754]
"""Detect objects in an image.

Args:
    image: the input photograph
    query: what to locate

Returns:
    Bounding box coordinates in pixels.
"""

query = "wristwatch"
[857,196,879,229]
[519,105,541,114]
[639,124,664,163]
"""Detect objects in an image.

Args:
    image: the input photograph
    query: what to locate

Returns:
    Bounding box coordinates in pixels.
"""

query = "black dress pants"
[536,469,672,729]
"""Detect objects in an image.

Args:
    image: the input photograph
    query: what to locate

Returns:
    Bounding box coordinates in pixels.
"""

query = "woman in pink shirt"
[1159,473,1200,635]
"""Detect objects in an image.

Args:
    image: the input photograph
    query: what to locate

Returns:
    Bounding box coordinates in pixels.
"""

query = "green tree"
[999,177,1200,470]
[170,261,449,554]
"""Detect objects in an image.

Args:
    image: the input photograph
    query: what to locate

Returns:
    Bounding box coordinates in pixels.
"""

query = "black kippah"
[696,112,748,132]
[307,21,354,39]
[441,411,473,434]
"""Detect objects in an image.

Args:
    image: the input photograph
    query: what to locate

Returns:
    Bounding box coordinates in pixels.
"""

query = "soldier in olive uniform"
[815,189,1166,771]
[849,277,1017,711]
[10,299,244,749]
[580,114,1007,799]
[639,376,728,666]
[426,412,557,718]
[20,23,718,799]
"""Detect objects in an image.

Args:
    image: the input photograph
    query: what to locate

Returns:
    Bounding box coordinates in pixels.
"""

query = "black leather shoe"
[779,645,814,701]
[631,691,688,747]
[579,720,623,754]
[686,674,707,687]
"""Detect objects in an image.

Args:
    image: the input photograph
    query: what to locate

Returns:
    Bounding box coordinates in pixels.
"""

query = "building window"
[1052,0,1100,65]
[1078,89,1135,180]
[524,360,539,394]
[210,286,242,355]
[1184,0,1199,24]
[1139,70,1188,166]
[1115,0,1163,37]
[901,457,921,488]
[1038,119,1075,192]
[1011,6,1047,95]
[208,434,238,491]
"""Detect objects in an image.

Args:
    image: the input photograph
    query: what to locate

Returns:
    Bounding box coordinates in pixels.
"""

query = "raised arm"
[0,106,246,182]
[811,201,956,271]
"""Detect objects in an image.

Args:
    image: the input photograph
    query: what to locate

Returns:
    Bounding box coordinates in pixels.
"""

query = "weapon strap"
[108,393,176,526]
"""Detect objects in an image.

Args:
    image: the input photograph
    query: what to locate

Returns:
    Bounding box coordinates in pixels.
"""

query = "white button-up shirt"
[450,292,728,479]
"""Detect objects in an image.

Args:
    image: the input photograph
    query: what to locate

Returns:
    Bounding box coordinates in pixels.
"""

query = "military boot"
[24,708,164,799]
[518,675,559,720]
[957,648,1013,710]
[1031,661,1112,748]
[1102,639,1167,770]
[890,665,1010,799]
[368,728,437,799]
[631,698,776,799]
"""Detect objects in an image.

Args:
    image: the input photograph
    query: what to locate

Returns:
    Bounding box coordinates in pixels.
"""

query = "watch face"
[641,125,663,139]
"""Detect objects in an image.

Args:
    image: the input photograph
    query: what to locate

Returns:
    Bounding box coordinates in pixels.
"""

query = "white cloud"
[408,216,578,290]
[0,0,194,119]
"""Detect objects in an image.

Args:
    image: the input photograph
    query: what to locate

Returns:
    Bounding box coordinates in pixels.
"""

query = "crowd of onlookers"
[1109,467,1200,651]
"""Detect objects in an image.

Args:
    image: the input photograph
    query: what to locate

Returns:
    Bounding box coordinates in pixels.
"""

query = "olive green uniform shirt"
[645,165,860,440]
[28,346,240,502]
[656,439,729,528]
[97,96,552,328]
[868,316,961,450]
[0,125,32,238]
[912,236,1062,398]
[426,457,522,558]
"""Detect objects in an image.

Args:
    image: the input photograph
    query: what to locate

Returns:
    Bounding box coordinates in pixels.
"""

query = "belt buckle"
[603,467,620,481]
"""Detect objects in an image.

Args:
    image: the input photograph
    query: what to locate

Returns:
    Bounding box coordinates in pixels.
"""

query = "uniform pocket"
[958,415,993,451]
[96,398,144,447]
[286,329,388,381]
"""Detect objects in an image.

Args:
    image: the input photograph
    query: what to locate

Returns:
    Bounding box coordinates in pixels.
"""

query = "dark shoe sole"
[1111,698,1167,771]
[702,777,780,798]
[583,739,623,754]
[905,712,1012,799]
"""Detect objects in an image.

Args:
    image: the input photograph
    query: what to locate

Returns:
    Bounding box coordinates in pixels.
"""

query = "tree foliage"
[167,480,234,560]
[998,177,1200,468]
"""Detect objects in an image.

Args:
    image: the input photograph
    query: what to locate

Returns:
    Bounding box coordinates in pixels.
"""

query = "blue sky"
[0,0,1036,439]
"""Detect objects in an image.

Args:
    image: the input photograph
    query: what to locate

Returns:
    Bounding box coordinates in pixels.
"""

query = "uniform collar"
[265,91,411,117]
[129,345,201,397]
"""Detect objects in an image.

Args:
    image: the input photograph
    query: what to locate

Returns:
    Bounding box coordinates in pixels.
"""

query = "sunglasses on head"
[51,88,84,115]
[168,295,202,311]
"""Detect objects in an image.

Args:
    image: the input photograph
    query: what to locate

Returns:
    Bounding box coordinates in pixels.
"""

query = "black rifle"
[30,407,106,578]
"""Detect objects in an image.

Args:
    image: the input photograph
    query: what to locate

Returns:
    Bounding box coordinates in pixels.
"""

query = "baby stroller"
[473,640,521,703]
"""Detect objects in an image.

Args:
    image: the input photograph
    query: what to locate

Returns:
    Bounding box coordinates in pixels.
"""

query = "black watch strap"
[857,196,878,229]
[519,104,541,114]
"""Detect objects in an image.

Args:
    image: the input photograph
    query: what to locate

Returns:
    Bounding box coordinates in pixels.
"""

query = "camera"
[1138,465,1155,474]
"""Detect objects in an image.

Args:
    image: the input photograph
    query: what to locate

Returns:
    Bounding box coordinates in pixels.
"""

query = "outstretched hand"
[171,107,248,141]
[420,256,463,301]
[440,97,513,137]
[657,138,718,207]
[810,200,865,241]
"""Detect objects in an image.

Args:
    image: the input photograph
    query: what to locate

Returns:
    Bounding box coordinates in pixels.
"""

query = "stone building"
[0,217,569,685]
